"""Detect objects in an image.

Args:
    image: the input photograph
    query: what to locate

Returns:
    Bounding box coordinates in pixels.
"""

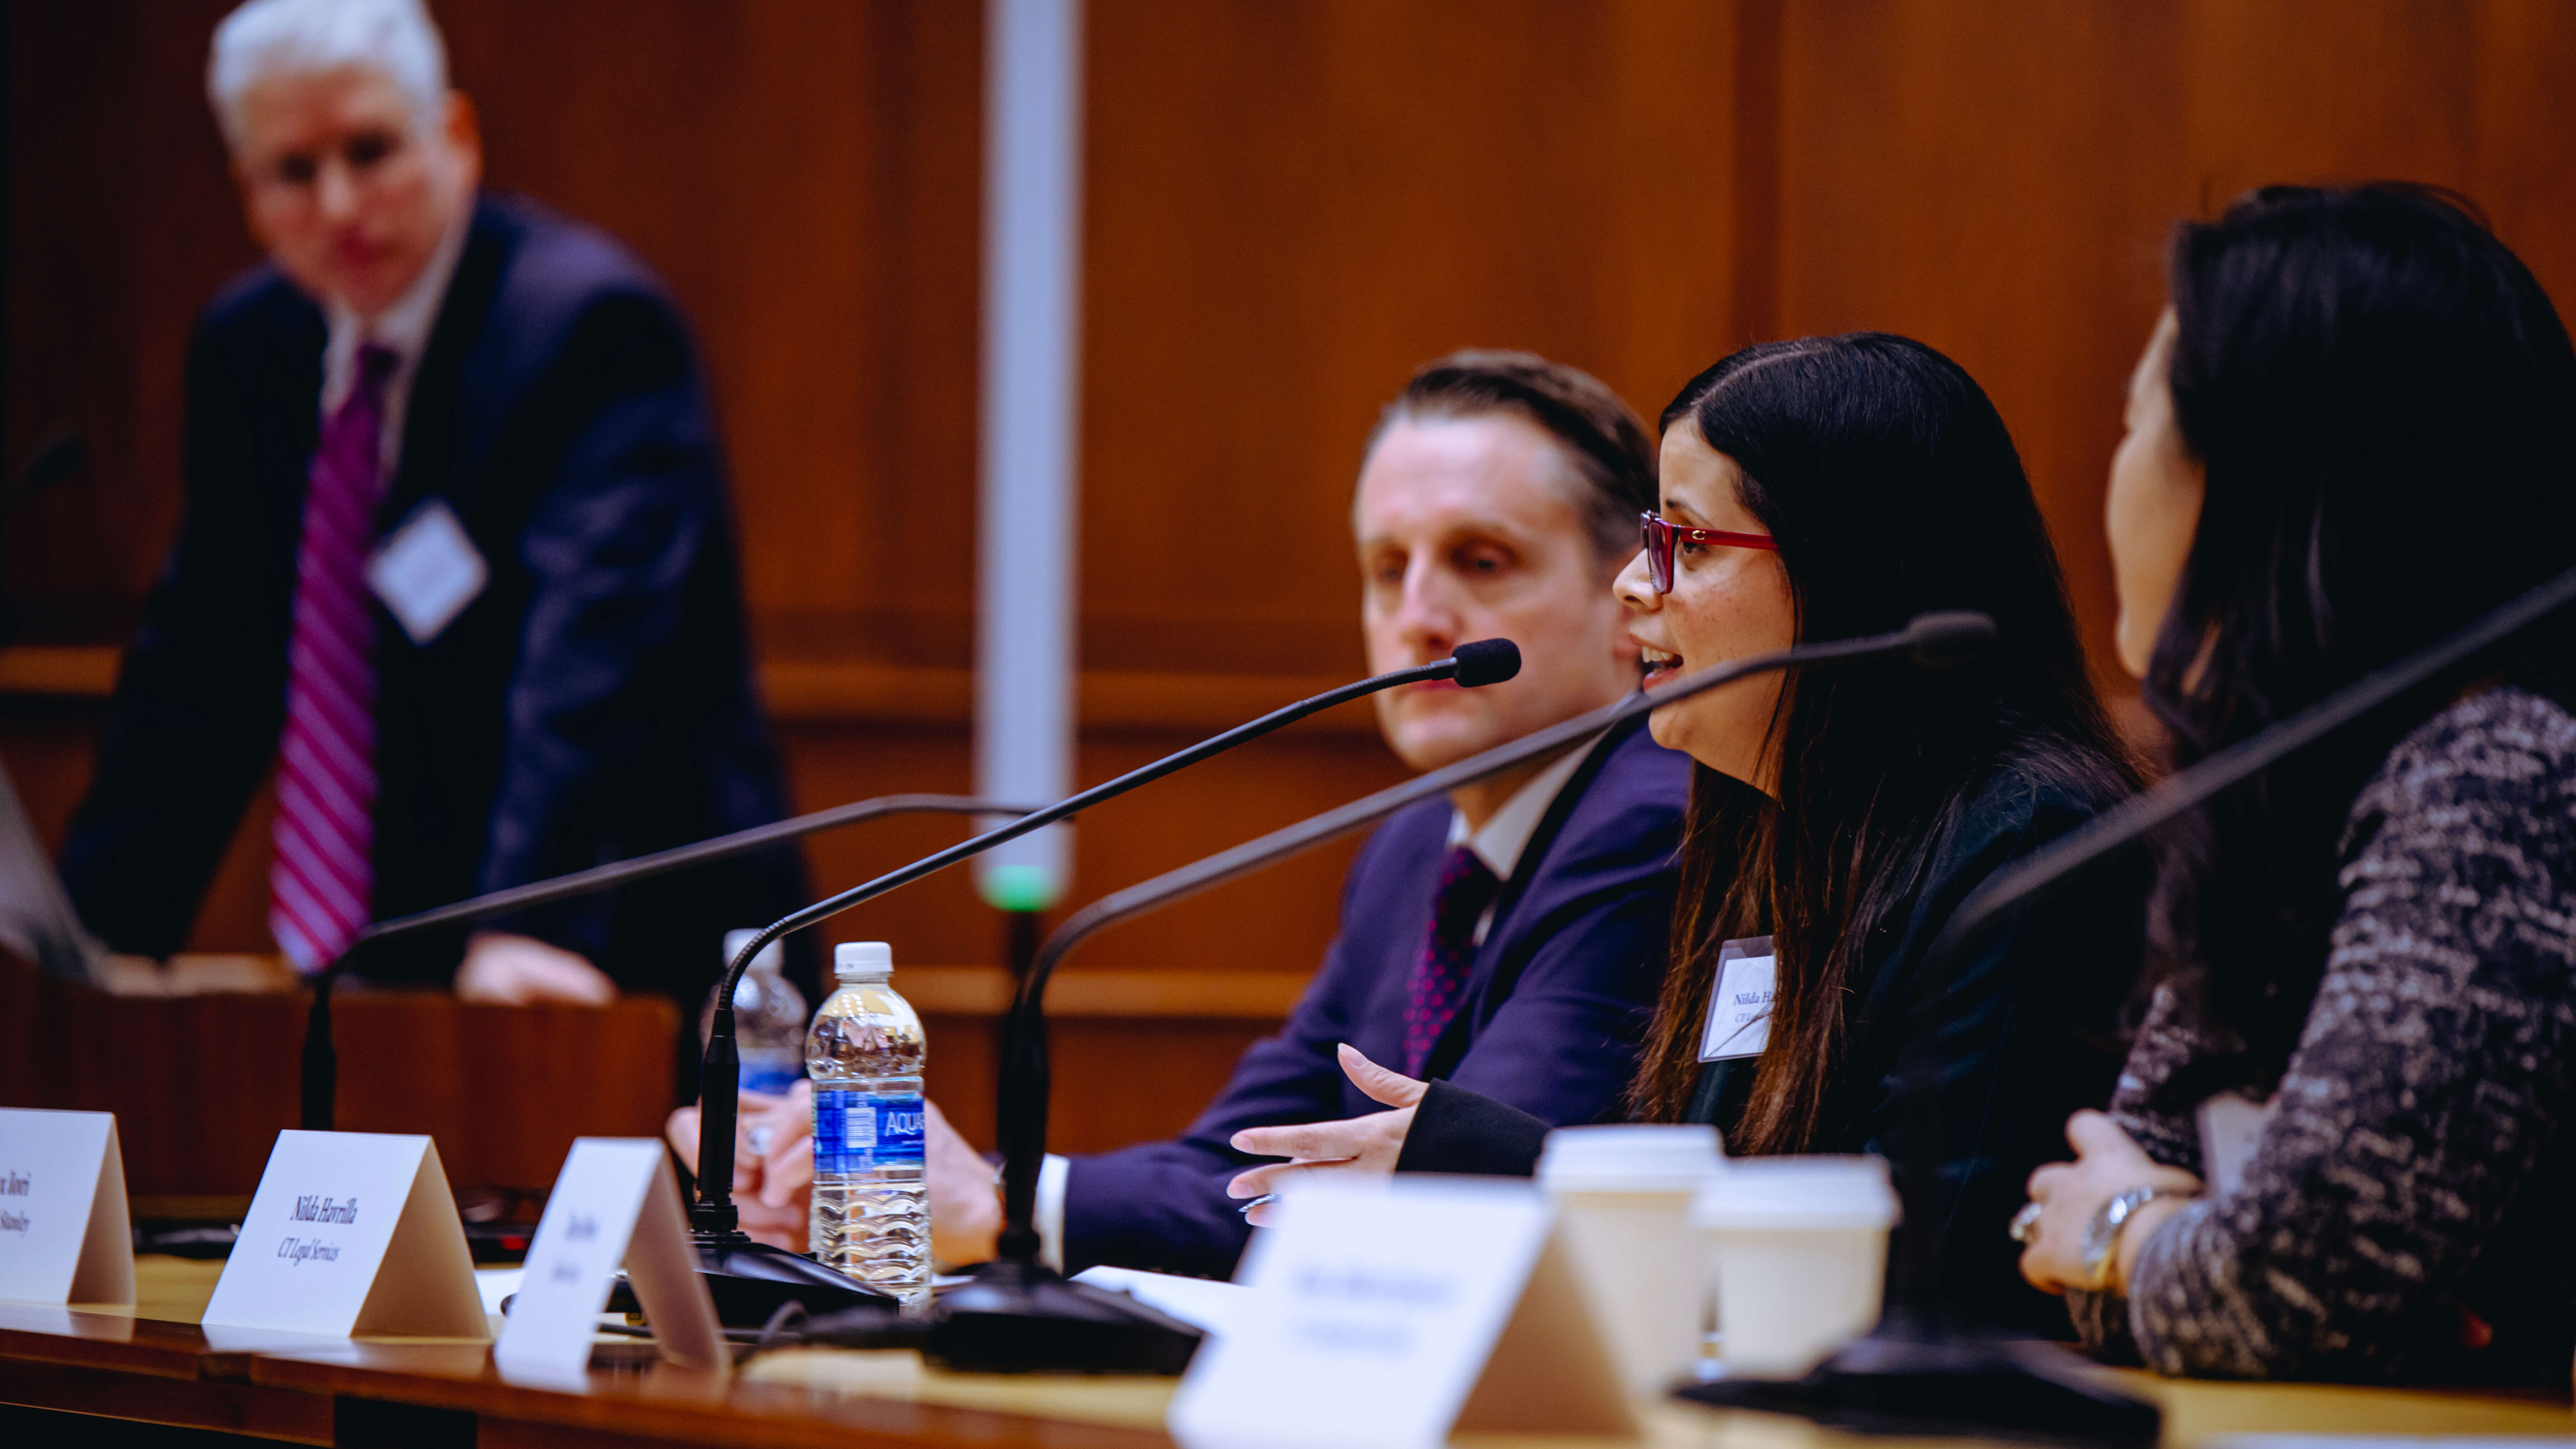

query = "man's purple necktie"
[1401,846,1501,1078]
[271,344,398,975]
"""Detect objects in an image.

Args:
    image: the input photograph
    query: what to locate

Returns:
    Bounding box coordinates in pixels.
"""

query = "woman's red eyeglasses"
[1640,511,1777,593]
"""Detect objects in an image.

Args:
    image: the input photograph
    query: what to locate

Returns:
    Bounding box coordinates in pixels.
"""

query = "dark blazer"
[1061,718,1692,1279]
[1399,754,2144,1334]
[62,194,806,1012]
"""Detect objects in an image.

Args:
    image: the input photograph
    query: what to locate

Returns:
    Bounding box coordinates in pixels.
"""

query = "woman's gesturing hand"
[1226,1045,1427,1226]
[2018,1109,2201,1297]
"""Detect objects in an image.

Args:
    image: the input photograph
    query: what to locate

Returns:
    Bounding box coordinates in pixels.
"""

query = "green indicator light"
[979,863,1063,913]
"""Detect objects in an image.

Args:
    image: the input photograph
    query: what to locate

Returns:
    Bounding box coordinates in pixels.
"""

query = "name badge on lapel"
[1698,935,1776,1062]
[366,499,487,645]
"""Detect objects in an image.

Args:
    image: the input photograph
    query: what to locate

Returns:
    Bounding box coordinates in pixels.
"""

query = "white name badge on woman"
[201,1131,487,1339]
[495,1138,725,1375]
[0,1107,133,1305]
[1699,935,1776,1061]
[1168,1177,1633,1449]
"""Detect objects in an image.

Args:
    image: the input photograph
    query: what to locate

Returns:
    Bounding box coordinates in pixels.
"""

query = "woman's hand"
[2019,1110,2202,1297]
[663,1080,813,1251]
[1226,1045,1427,1226]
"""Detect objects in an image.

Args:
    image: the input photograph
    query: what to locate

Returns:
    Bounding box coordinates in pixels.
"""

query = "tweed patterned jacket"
[2075,687,2576,1384]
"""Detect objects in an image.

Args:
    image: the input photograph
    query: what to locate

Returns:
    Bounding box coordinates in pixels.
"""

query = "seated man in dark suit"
[672,350,1690,1275]
[61,0,802,1020]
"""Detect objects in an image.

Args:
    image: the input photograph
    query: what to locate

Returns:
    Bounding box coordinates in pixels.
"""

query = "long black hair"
[1631,334,2136,1147]
[2144,184,2576,1095]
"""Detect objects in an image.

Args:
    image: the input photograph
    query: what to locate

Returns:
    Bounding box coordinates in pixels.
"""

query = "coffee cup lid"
[1691,1154,1900,1230]
[1536,1123,1724,1193]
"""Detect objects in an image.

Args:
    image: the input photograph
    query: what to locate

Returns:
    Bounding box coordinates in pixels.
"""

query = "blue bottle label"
[812,1091,926,1174]
[739,1063,802,1096]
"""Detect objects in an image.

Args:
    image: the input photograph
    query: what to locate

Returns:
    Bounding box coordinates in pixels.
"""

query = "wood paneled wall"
[7,1,2576,1163]
[1768,0,2576,678]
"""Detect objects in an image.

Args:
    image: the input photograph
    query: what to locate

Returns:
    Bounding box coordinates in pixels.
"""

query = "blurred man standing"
[62,0,803,1020]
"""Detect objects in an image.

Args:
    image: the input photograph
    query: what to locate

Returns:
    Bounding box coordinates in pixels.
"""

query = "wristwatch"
[2078,1186,2183,1293]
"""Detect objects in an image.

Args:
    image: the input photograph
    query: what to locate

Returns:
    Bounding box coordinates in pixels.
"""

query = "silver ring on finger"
[2007,1201,2043,1244]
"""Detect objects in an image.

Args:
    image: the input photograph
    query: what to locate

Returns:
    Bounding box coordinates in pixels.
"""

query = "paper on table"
[1071,1265,1252,1338]
[476,1267,525,1317]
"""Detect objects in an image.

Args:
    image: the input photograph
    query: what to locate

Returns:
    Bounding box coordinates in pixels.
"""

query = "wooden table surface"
[0,1258,2565,1448]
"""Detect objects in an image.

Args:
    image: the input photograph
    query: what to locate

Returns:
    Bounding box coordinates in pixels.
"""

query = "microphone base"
[1676,1319,2159,1448]
[923,1256,1203,1376]
[688,1230,901,1327]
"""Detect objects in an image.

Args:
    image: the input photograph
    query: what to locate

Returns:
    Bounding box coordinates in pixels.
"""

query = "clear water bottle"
[699,929,808,1097]
[807,941,929,1306]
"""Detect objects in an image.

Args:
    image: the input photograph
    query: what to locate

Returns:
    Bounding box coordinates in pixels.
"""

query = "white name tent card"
[0,1108,134,1305]
[495,1138,725,1374]
[202,1130,487,1340]
[1699,934,1777,1062]
[1168,1177,1633,1449]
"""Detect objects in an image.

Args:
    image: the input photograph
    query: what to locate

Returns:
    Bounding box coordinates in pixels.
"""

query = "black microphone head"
[1906,611,1997,669]
[1449,638,1522,688]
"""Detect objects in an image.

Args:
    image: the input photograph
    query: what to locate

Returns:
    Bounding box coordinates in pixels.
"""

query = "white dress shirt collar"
[318,205,472,473]
[1443,736,1596,883]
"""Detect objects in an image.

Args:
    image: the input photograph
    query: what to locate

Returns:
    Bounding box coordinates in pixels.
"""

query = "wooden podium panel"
[0,953,675,1194]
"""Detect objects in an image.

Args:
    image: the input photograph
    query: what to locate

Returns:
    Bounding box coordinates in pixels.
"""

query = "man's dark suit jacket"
[1061,718,1690,1279]
[1397,754,2146,1334]
[62,193,806,1012]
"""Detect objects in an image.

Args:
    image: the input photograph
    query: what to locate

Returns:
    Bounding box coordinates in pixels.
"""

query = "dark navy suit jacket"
[1398,754,2146,1334]
[1061,718,1690,1278]
[61,194,806,1014]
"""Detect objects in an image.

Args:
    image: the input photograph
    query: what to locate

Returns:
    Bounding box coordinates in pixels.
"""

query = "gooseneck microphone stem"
[1918,557,2576,983]
[298,794,1043,1133]
[364,795,1042,943]
[693,642,1522,1234]
[988,611,1998,1261]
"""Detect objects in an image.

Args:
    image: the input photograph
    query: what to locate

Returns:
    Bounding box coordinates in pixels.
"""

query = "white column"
[974,0,1083,913]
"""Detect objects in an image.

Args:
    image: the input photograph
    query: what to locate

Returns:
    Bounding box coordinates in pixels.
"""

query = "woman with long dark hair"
[2017,184,2576,1383]
[1233,333,2146,1330]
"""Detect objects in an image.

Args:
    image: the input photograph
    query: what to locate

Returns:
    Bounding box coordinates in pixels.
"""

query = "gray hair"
[207,0,449,151]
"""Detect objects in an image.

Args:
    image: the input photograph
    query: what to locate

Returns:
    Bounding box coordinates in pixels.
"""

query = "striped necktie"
[271,344,398,975]
[1400,846,1501,1078]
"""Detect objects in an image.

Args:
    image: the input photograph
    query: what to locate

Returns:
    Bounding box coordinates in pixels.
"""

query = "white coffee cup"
[1534,1123,1724,1397]
[1692,1155,1899,1378]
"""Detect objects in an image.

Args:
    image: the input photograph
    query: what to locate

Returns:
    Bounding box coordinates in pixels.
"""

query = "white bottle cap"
[723,929,783,974]
[834,941,894,981]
